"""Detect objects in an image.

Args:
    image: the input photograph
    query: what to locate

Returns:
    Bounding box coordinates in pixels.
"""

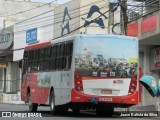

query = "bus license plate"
[101,89,112,94]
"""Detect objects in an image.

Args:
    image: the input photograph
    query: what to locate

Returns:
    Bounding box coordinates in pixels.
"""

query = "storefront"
[0,26,13,93]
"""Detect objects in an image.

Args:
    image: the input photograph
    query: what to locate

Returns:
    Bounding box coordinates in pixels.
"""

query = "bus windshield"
[75,36,138,78]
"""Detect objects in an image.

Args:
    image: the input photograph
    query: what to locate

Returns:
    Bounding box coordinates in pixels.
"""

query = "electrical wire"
[15,4,108,32]
[14,3,109,32]
[15,0,107,25]
[0,0,58,17]
[0,7,114,52]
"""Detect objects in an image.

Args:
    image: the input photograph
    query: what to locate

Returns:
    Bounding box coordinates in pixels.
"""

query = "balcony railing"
[0,80,20,94]
[127,0,160,22]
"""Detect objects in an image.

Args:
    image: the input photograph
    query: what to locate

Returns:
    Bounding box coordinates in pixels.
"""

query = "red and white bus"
[21,34,139,116]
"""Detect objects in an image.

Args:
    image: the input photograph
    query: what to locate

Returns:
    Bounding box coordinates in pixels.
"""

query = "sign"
[0,27,13,50]
[26,28,37,44]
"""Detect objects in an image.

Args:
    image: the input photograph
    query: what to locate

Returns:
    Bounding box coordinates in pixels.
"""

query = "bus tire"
[50,91,57,114]
[72,108,80,114]
[96,105,114,117]
[28,93,38,112]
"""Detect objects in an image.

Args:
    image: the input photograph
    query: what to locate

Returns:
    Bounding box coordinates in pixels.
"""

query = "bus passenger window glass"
[48,47,52,58]
[52,59,55,70]
[52,46,56,58]
[35,50,38,60]
[31,51,34,60]
[32,50,35,60]
[37,49,40,60]
[24,51,28,59]
[46,47,50,58]
[59,57,63,69]
[48,59,51,70]
[63,57,67,69]
[39,60,43,71]
[60,44,64,57]
[68,56,72,69]
[56,45,59,57]
[40,49,43,60]
[55,58,58,70]
[28,51,31,61]
[44,48,46,59]
[37,61,40,71]
[69,43,73,55]
[43,60,45,71]
[66,42,73,56]
[33,61,37,71]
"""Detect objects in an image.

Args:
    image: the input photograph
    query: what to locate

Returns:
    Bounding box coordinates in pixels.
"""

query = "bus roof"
[25,41,51,50]
[51,34,138,44]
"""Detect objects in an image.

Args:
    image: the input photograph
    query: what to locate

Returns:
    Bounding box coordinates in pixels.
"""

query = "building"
[127,0,160,111]
[0,0,58,104]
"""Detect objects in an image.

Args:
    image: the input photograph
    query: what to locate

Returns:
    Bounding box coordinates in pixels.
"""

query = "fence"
[127,0,160,22]
[0,80,21,94]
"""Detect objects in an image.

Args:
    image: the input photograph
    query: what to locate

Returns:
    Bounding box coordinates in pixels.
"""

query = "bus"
[21,34,139,116]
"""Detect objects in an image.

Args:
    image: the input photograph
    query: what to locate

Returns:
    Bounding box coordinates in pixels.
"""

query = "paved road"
[0,104,159,120]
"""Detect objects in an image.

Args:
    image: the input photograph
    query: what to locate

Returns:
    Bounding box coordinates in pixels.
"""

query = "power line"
[0,0,57,17]
[15,4,108,32]
[0,6,114,52]
[127,4,160,7]
[15,0,107,25]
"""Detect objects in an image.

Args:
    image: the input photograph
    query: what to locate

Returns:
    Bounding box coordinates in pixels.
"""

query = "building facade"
[0,0,58,104]
[127,8,160,111]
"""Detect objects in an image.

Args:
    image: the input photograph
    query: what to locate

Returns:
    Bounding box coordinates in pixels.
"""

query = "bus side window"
[51,45,56,70]
[44,48,46,59]
[59,44,65,69]
[66,42,73,69]
[23,51,28,74]
[37,49,40,71]
[24,51,28,59]
[52,46,56,58]
[55,45,59,57]
[28,50,34,72]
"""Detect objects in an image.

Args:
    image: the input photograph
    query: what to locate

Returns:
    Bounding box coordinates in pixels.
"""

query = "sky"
[17,0,72,4]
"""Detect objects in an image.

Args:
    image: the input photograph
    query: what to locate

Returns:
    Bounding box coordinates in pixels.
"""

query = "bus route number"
[99,97,112,102]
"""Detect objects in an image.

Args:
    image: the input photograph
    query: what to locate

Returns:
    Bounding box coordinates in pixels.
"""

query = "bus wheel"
[96,105,114,117]
[72,108,80,114]
[50,91,57,114]
[28,93,38,112]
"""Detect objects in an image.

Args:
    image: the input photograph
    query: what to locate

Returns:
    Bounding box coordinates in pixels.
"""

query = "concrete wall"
[13,11,54,61]
[0,0,58,27]
[53,0,109,38]
[2,91,25,104]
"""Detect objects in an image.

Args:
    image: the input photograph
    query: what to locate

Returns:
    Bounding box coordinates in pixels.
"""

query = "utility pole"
[119,0,128,35]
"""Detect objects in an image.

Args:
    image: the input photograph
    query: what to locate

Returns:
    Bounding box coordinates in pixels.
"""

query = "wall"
[13,11,54,61]
[53,0,109,39]
[53,0,80,39]
[0,0,58,27]
[79,0,109,34]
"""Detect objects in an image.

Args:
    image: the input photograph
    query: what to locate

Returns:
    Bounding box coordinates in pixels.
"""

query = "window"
[66,42,73,69]
[25,41,73,72]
